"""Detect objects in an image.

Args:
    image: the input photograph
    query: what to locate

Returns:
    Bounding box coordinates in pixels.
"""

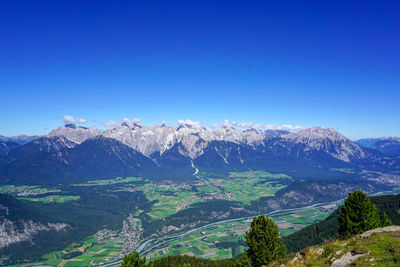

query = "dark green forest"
[283,193,400,252]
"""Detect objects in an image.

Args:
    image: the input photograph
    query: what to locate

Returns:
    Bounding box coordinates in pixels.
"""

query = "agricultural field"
[205,176,287,204]
[228,170,291,179]
[143,201,339,261]
[128,182,203,219]
[123,170,290,219]
[0,184,78,203]
[71,176,145,186]
[18,194,80,203]
[37,236,123,267]
[332,168,356,174]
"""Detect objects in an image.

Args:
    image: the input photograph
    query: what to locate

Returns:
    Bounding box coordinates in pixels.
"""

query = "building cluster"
[0,185,54,196]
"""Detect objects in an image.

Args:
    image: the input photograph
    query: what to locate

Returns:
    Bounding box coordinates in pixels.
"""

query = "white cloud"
[219,119,231,127]
[232,121,305,131]
[99,117,141,128]
[101,120,119,127]
[234,121,258,128]
[122,117,141,123]
[63,115,87,124]
[263,124,305,131]
[209,123,218,129]
[177,119,203,128]
[63,115,75,123]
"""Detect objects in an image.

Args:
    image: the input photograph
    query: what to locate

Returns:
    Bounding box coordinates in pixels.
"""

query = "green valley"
[0,171,396,266]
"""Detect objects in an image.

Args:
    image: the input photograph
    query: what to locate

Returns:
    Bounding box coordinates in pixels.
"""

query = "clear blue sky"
[0,0,399,139]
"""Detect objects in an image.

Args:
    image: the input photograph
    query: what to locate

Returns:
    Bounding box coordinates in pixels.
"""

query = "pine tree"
[235,252,252,267]
[379,211,393,227]
[121,251,146,267]
[245,215,286,267]
[337,190,389,238]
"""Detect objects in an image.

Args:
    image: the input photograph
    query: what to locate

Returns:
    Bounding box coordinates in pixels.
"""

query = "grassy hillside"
[273,226,400,267]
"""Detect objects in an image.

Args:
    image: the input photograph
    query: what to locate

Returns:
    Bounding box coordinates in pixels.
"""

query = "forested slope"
[283,193,400,252]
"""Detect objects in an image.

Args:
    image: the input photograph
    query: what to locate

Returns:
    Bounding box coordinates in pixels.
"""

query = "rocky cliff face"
[0,219,69,249]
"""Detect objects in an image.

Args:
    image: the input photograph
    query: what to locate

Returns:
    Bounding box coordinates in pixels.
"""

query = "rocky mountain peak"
[64,124,77,129]
[284,127,365,162]
[285,127,346,141]
[48,125,103,144]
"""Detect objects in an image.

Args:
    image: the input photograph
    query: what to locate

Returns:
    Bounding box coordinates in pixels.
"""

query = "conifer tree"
[379,211,392,227]
[245,215,286,266]
[235,252,252,266]
[121,251,146,267]
[337,190,391,238]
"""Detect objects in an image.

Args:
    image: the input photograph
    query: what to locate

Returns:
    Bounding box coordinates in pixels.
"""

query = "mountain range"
[0,122,399,185]
[355,137,400,154]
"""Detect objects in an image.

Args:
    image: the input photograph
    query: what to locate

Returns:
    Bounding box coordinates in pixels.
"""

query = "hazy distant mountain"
[0,135,40,145]
[355,137,400,154]
[371,137,400,154]
[354,138,382,148]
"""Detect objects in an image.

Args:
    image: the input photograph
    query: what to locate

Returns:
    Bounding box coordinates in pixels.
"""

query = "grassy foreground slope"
[272,226,400,267]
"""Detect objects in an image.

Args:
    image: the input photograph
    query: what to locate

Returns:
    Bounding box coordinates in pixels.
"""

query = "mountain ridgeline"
[1,123,399,185]
[355,137,400,154]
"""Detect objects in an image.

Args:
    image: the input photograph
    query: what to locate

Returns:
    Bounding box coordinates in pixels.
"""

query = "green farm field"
[100,170,290,220]
[37,237,123,267]
[72,176,145,186]
[143,201,337,261]
[228,170,291,179]
[18,195,80,203]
